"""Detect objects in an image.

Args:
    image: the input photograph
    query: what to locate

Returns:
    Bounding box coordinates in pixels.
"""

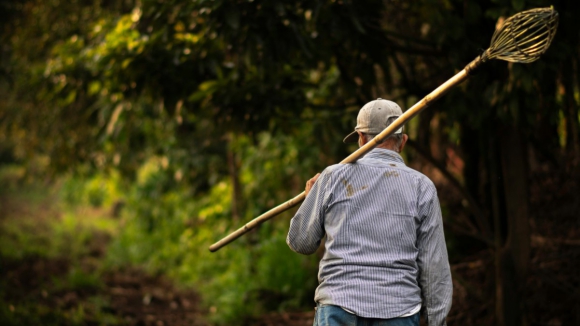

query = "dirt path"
[104,269,208,326]
[2,257,211,325]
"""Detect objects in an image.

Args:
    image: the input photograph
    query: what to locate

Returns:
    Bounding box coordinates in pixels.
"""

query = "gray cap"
[343,98,404,143]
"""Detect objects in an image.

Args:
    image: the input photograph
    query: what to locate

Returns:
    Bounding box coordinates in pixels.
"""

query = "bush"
[104,133,322,324]
[60,170,124,209]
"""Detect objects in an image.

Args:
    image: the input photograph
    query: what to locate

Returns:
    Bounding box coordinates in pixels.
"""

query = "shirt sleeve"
[416,181,453,326]
[286,168,333,255]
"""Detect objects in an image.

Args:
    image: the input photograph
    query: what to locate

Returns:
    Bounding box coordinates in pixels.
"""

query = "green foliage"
[0,170,58,260]
[58,268,103,292]
[1,0,578,173]
[60,170,125,208]
[100,131,321,324]
[0,216,53,260]
[0,172,118,261]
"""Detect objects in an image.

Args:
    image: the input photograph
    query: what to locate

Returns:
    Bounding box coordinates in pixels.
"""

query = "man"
[287,98,452,326]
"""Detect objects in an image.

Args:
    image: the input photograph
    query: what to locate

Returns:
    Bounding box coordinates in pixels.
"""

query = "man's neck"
[375,144,398,152]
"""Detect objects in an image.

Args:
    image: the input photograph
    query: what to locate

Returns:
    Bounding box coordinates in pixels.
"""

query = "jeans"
[313,304,420,326]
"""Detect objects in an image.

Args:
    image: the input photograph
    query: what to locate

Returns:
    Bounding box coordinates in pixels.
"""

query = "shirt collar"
[363,148,406,164]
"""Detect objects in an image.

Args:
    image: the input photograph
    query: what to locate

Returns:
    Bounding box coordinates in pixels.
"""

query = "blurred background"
[1,0,579,325]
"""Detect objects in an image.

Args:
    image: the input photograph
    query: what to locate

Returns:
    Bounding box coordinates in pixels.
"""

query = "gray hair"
[361,117,404,149]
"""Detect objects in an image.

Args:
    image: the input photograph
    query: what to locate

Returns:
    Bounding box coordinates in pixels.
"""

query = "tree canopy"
[2,0,579,324]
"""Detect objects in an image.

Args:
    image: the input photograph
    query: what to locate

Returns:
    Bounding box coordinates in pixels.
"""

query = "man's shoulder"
[396,166,437,193]
[321,163,349,175]
[318,163,358,186]
[404,166,434,183]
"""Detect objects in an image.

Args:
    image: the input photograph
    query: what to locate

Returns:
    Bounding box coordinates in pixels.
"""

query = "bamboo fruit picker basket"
[209,7,559,253]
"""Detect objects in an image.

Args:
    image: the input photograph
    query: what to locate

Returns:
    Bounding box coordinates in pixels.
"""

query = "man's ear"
[357,131,366,147]
[399,134,409,152]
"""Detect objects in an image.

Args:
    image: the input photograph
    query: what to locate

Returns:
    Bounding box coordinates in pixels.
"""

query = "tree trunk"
[496,126,531,326]
[458,126,496,239]
[227,133,242,222]
[488,135,506,326]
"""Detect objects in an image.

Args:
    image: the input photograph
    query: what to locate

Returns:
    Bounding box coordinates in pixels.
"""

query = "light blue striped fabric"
[287,148,452,326]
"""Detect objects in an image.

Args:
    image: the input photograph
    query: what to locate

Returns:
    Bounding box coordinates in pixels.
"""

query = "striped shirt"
[287,148,452,326]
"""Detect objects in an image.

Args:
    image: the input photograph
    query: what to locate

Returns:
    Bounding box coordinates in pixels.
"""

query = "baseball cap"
[343,98,404,143]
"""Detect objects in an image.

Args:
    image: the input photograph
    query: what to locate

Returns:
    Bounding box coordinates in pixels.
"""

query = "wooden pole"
[209,67,472,252]
[208,192,306,252]
[209,7,560,252]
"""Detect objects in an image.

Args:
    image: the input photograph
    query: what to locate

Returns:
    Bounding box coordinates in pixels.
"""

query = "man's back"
[287,148,452,325]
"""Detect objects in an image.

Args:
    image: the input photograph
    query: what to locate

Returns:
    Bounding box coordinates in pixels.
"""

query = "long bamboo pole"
[210,6,559,252]
[209,66,474,252]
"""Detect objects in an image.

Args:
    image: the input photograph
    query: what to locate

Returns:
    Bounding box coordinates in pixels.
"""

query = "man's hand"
[305,173,321,197]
